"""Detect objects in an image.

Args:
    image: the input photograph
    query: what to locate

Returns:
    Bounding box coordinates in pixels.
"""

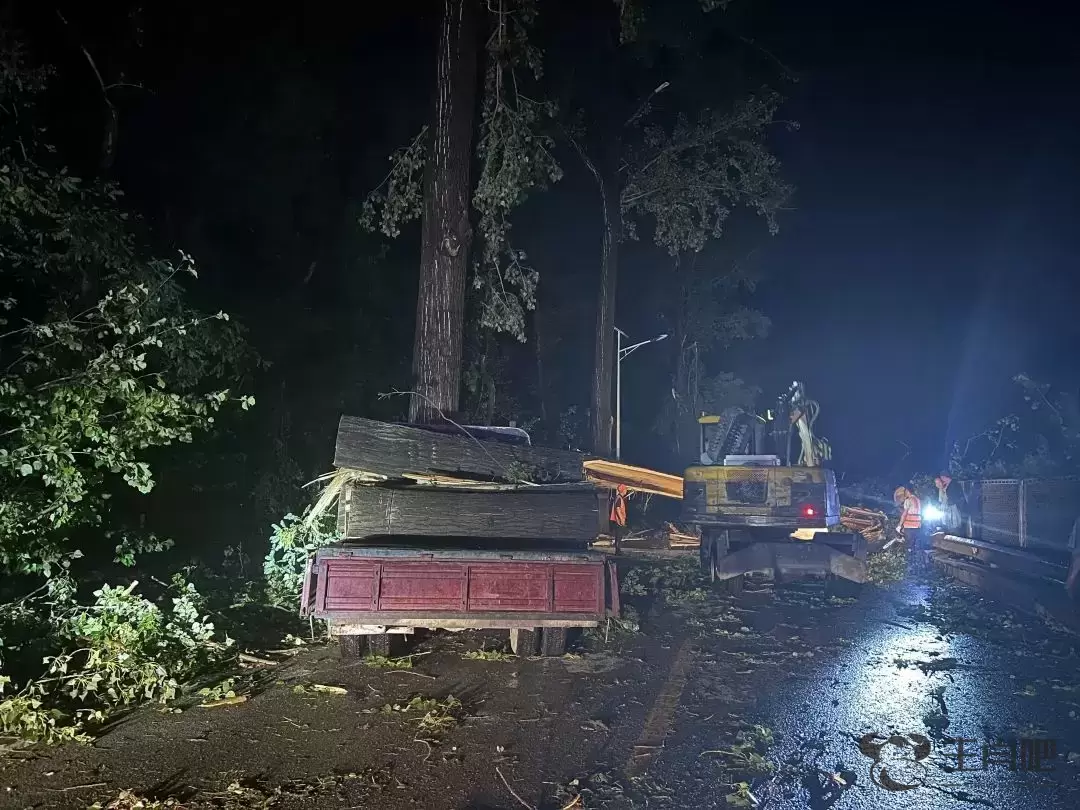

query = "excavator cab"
[682,382,866,594]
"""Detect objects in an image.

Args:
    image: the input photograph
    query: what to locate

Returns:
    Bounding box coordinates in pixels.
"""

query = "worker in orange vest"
[894,486,923,549]
[609,484,628,554]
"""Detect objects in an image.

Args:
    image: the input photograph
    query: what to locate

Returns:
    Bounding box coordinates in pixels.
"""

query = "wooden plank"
[340,484,600,542]
[334,416,585,482]
[583,459,684,499]
[401,472,523,490]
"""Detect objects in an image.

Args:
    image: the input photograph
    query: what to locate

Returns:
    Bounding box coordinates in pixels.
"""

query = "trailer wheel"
[366,633,396,657]
[718,574,744,595]
[510,628,540,657]
[540,627,567,657]
[338,635,363,661]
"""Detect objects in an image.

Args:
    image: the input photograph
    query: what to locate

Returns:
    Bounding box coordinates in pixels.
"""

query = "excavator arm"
[785,382,831,467]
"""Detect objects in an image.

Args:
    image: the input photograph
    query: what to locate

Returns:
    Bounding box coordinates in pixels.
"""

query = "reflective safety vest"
[609,484,628,528]
[902,495,922,529]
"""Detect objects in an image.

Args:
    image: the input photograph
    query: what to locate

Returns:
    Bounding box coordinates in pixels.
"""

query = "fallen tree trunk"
[333,416,585,482]
[338,484,600,542]
[583,459,684,499]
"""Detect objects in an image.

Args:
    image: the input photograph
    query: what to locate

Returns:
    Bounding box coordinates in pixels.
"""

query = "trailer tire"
[540,627,567,657]
[510,628,540,657]
[366,633,396,657]
[338,635,363,661]
[719,574,744,596]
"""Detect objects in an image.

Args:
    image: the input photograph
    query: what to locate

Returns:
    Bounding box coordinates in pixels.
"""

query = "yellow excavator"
[682,381,867,595]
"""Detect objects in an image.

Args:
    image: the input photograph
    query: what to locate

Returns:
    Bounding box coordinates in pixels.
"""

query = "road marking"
[626,638,695,775]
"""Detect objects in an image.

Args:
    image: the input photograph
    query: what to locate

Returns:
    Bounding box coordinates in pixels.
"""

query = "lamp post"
[615,327,668,460]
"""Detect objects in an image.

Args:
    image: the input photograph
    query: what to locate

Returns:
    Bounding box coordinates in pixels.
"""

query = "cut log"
[583,459,684,499]
[334,416,585,483]
[338,483,600,542]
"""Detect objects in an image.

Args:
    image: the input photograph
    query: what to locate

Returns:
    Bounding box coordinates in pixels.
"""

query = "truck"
[682,381,867,595]
[301,545,619,658]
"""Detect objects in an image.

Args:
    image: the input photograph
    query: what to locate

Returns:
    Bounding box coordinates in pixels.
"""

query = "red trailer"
[301,546,619,657]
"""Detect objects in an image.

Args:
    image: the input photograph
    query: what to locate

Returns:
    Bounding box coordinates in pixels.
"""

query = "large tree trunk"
[533,312,549,434]
[410,0,479,423]
[582,146,621,456]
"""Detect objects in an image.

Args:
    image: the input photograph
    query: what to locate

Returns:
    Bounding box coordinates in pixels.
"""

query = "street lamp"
[614,327,668,460]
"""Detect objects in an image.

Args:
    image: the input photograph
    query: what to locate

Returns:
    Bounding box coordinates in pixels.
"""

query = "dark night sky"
[703,0,1080,479]
[17,0,1079,481]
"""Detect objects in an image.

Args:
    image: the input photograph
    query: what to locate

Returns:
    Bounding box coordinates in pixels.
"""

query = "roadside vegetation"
[0,43,339,748]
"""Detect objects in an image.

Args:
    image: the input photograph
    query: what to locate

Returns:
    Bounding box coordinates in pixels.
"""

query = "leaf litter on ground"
[462,648,515,662]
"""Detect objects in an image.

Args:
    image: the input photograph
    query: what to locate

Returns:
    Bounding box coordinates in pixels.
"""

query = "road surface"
[2,562,1079,809]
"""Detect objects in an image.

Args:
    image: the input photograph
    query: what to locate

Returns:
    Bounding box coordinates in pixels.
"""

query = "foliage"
[90,789,181,809]
[197,677,238,703]
[360,2,561,342]
[621,558,710,603]
[570,0,795,456]
[378,694,464,735]
[867,548,906,585]
[949,374,1080,479]
[703,724,775,780]
[948,415,1020,479]
[0,578,226,744]
[585,604,640,644]
[473,0,562,340]
[0,41,251,578]
[363,654,414,670]
[613,0,733,44]
[725,782,757,808]
[657,255,768,457]
[462,647,514,662]
[358,127,430,239]
[557,405,587,450]
[621,92,794,253]
[263,510,339,608]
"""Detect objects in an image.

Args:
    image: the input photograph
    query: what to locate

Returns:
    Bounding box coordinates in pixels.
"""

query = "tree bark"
[572,137,621,457]
[410,0,479,423]
[590,170,620,456]
[533,312,549,435]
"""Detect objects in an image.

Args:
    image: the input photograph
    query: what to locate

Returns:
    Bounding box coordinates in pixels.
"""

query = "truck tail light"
[802,505,816,517]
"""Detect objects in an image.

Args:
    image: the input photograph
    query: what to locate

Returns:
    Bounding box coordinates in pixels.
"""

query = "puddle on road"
[745,579,1080,809]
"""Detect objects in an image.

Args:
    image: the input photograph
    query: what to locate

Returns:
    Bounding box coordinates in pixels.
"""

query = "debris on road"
[867,546,907,584]
[362,654,416,670]
[462,648,515,662]
[197,695,249,708]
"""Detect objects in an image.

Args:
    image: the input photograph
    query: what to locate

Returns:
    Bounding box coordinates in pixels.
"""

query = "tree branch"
[55,12,110,103]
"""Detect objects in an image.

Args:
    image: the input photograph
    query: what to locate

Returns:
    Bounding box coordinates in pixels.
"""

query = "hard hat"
[893,486,908,502]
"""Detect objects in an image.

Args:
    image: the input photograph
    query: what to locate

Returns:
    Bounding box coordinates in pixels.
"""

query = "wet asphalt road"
[747,572,1080,809]
[4,559,1080,810]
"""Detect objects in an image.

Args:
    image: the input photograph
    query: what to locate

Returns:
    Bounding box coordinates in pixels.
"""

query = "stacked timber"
[839,506,891,544]
[334,416,585,483]
[330,416,599,545]
[337,483,600,542]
